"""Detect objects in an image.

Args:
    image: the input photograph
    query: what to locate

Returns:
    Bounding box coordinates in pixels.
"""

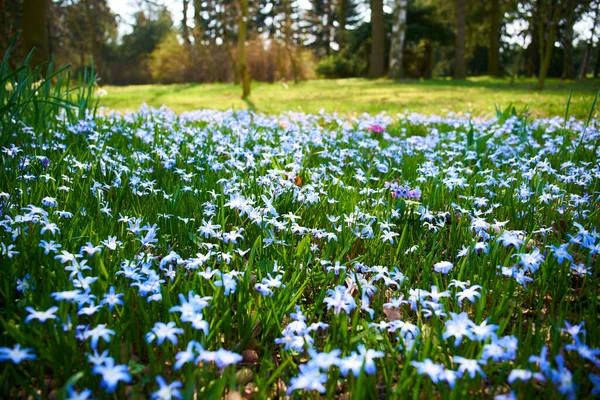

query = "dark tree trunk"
[561,4,574,80]
[488,0,501,77]
[22,0,49,68]
[227,45,239,85]
[537,0,562,90]
[336,0,346,48]
[84,0,103,79]
[369,0,385,78]
[595,45,600,78]
[283,0,299,83]
[454,0,466,79]
[238,0,250,98]
[422,41,434,79]
[182,0,191,46]
[581,2,599,78]
[193,0,203,45]
[525,18,540,78]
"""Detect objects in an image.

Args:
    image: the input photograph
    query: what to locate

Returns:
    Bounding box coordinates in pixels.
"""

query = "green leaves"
[394,198,406,216]
[465,122,494,155]
[0,37,99,148]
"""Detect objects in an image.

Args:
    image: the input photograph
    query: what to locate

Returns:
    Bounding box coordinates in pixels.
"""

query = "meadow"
[1,58,600,399]
[99,77,600,120]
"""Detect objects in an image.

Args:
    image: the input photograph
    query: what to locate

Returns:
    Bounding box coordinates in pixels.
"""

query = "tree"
[181,0,191,46]
[595,46,600,78]
[389,0,408,79]
[488,0,500,77]
[404,2,454,79]
[149,31,191,83]
[193,0,240,82]
[256,0,306,83]
[560,1,574,79]
[304,0,337,57]
[192,0,203,45]
[537,0,564,90]
[22,0,49,68]
[238,0,251,98]
[103,8,170,84]
[83,0,103,78]
[581,1,599,78]
[282,0,301,83]
[336,0,347,47]
[369,0,385,77]
[454,0,466,79]
[560,0,589,80]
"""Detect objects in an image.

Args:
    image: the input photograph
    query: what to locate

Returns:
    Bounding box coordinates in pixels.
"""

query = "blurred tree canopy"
[2,0,598,90]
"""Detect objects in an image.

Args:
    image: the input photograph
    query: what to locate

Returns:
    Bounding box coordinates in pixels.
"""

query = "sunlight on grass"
[100,78,600,119]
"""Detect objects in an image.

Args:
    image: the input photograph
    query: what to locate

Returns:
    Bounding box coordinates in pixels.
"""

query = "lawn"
[100,77,600,119]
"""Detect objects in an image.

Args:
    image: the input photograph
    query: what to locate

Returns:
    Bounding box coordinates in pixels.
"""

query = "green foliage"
[103,9,173,85]
[316,53,367,78]
[0,38,98,147]
[1,92,599,398]
[148,32,191,84]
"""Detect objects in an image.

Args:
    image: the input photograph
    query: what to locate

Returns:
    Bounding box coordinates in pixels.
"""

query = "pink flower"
[368,124,385,134]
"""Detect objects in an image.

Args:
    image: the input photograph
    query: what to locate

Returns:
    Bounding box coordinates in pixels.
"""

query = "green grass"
[100,76,600,119]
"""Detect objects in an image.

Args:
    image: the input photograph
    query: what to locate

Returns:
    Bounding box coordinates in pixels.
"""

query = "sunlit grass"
[100,77,600,119]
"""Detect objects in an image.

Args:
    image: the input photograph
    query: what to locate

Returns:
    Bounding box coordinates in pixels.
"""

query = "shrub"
[316,53,367,79]
[149,32,192,84]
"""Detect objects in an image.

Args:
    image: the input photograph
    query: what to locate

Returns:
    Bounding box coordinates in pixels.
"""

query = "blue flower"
[66,386,93,400]
[548,243,573,265]
[146,322,184,346]
[92,358,131,393]
[16,274,33,293]
[442,312,474,346]
[0,344,36,364]
[433,261,453,274]
[197,348,242,369]
[287,364,327,394]
[411,359,445,384]
[453,356,486,379]
[152,376,182,400]
[25,306,59,323]
[83,324,115,350]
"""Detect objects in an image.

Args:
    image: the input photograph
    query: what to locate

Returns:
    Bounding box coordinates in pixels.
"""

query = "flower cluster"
[0,106,599,398]
[385,181,422,200]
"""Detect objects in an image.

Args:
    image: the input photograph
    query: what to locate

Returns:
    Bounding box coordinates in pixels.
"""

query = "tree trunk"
[389,0,408,80]
[454,0,466,79]
[84,0,103,79]
[595,45,600,78]
[561,3,574,80]
[422,41,434,79]
[22,0,49,68]
[238,0,250,98]
[182,0,192,46]
[283,0,299,83]
[525,16,540,78]
[227,45,239,84]
[288,48,299,84]
[369,0,385,78]
[336,0,346,48]
[580,2,599,78]
[537,0,562,90]
[275,43,286,80]
[487,0,501,77]
[193,0,203,45]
